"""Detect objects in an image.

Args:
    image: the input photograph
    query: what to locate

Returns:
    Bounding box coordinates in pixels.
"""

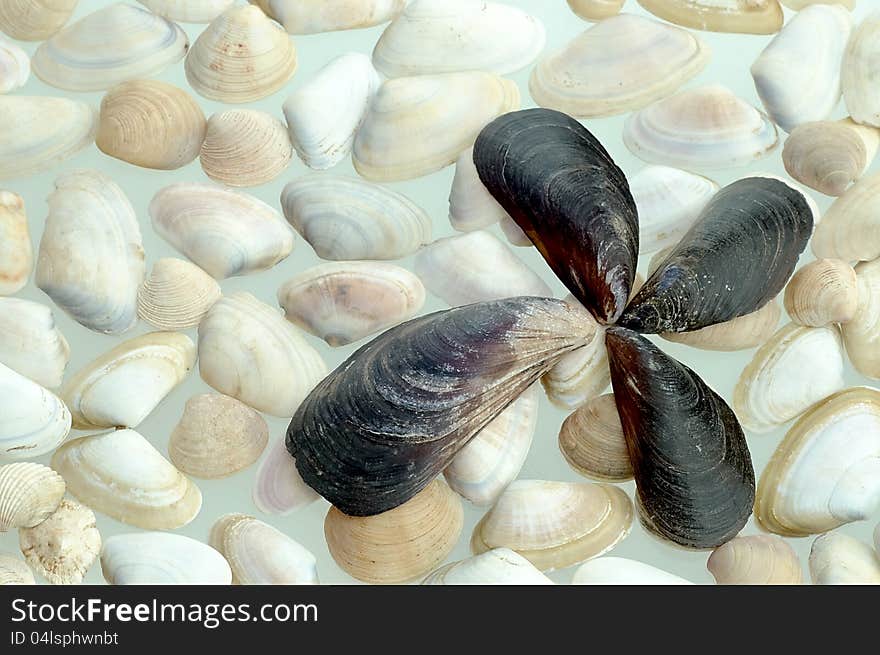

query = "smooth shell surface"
[809,532,880,585]
[708,535,802,584]
[252,438,320,516]
[251,0,407,34]
[842,259,880,379]
[0,36,29,93]
[422,548,553,585]
[558,393,632,482]
[448,145,511,233]
[0,362,70,462]
[0,462,65,532]
[19,499,99,585]
[567,0,625,21]
[781,0,853,7]
[0,0,78,41]
[572,557,693,584]
[200,110,292,187]
[137,258,221,331]
[784,259,859,327]
[661,299,782,352]
[0,554,34,585]
[637,0,783,34]
[812,172,880,263]
[101,532,231,585]
[0,191,31,295]
[842,13,880,128]
[136,0,235,22]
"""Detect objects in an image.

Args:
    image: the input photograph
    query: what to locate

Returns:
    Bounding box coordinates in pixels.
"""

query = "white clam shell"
[281,175,431,261]
[251,0,406,34]
[843,11,880,128]
[151,182,294,280]
[0,191,31,295]
[499,216,531,247]
[809,532,880,585]
[0,554,34,585]
[19,498,100,585]
[572,557,693,585]
[707,534,803,585]
[209,513,318,585]
[252,438,320,516]
[0,462,65,532]
[842,258,880,379]
[0,362,70,462]
[422,548,553,585]
[448,145,511,233]
[812,171,880,263]
[136,0,235,23]
[283,52,380,171]
[0,36,29,93]
[52,428,202,530]
[637,0,783,35]
[101,532,231,585]
[36,170,144,335]
[137,258,221,331]
[198,292,327,418]
[0,298,69,389]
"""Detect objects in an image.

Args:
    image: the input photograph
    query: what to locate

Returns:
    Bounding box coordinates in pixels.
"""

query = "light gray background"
[1,0,877,584]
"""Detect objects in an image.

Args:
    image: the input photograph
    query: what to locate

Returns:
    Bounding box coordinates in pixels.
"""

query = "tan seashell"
[0,462,65,532]
[0,298,69,389]
[637,0,783,35]
[558,393,632,483]
[661,300,782,352]
[708,535,802,585]
[96,79,206,170]
[0,35,29,93]
[0,554,34,585]
[0,191,31,295]
[325,479,463,584]
[252,438,320,516]
[0,0,78,41]
[842,13,880,128]
[781,0,853,8]
[784,259,859,327]
[809,532,880,585]
[137,0,235,23]
[168,394,268,479]
[842,258,880,379]
[19,499,100,585]
[137,258,221,331]
[250,0,407,35]
[567,0,624,21]
[812,172,880,263]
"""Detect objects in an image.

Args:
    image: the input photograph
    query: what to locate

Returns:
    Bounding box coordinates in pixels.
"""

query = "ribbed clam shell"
[0,554,34,585]
[185,5,297,103]
[137,258,221,331]
[0,362,70,462]
[278,261,425,347]
[168,394,268,479]
[843,13,880,128]
[812,172,880,263]
[251,0,406,34]
[809,532,880,585]
[151,183,293,279]
[448,145,511,233]
[0,463,64,531]
[842,259,880,379]
[373,0,544,77]
[325,480,463,584]
[281,175,430,261]
[209,513,318,585]
[0,96,96,180]
[422,548,553,585]
[96,79,206,170]
[781,0,853,8]
[101,532,231,585]
[0,0,77,41]
[661,299,782,352]
[0,299,69,389]
[567,0,625,20]
[755,387,880,537]
[0,191,30,295]
[19,499,100,585]
[531,14,708,118]
[559,393,632,482]
[784,259,859,327]
[708,535,802,585]
[572,557,693,584]
[637,0,783,34]
[32,3,188,92]
[353,71,520,182]
[252,438,320,516]
[52,428,202,530]
[198,292,327,418]
[200,110,292,187]
[61,331,196,431]
[137,0,235,22]
[0,36,28,93]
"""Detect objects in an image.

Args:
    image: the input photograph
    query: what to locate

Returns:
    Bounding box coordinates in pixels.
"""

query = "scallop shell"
[325,480,463,584]
[198,292,327,418]
[0,462,64,532]
[624,85,778,170]
[448,145,511,233]
[842,258,880,379]
[277,261,425,347]
[0,191,31,295]
[755,387,880,537]
[784,259,859,327]
[0,299,68,389]
[151,183,294,279]
[567,0,625,20]
[572,557,693,585]
[0,554,34,585]
[0,362,70,462]
[137,258,221,331]
[372,0,545,78]
[200,110,292,187]
[662,299,782,352]
[353,71,520,182]
[781,0,853,7]
[185,5,297,103]
[19,499,99,585]
[0,0,77,41]
[0,96,96,180]
[750,5,851,133]
[52,428,201,530]
[530,14,708,119]
[136,0,235,22]
[61,331,196,431]
[444,385,538,507]
[812,172,880,263]
[32,3,188,92]
[250,0,406,34]
[0,36,29,93]
[843,13,880,128]
[96,79,206,170]
[281,175,431,261]
[168,394,268,479]
[559,393,632,482]
[809,532,880,585]
[101,532,231,585]
[252,438,320,516]
[422,548,553,585]
[209,513,318,585]
[708,535,802,585]
[637,0,783,34]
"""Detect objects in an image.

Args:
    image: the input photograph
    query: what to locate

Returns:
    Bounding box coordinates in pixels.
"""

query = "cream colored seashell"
[137,0,235,22]
[733,323,845,434]
[0,0,77,41]
[842,258,880,379]
[500,215,531,247]
[61,332,196,431]
[637,0,783,34]
[372,0,545,78]
[0,191,30,295]
[572,557,693,585]
[19,499,99,585]
[422,548,553,585]
[101,532,231,585]
[52,428,201,530]
[185,5,297,103]
[661,299,782,351]
[277,261,425,347]
[0,363,70,462]
[281,175,431,261]
[96,80,206,170]
[812,172,880,263]
[283,53,380,171]
[32,4,188,92]
[750,5,851,133]
[809,532,880,585]
[707,535,802,585]
[567,0,625,21]
[151,183,294,279]
[781,0,853,8]
[326,479,463,584]
[0,36,28,93]
[843,13,880,128]
[0,462,64,532]
[353,72,520,182]
[559,393,632,483]
[0,96,95,180]
[471,480,633,572]
[444,385,538,506]
[530,14,709,118]
[624,85,778,171]
[209,513,318,585]
[198,292,327,418]
[168,394,268,479]
[784,259,859,328]
[755,387,880,537]
[250,0,406,34]
[252,438,320,515]
[448,145,511,233]
[0,299,68,389]
[0,554,34,585]
[137,258,221,331]
[200,110,292,188]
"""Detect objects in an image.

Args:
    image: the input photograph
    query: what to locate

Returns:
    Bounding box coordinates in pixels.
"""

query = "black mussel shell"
[473,108,638,325]
[619,176,814,334]
[288,297,598,517]
[605,327,755,549]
